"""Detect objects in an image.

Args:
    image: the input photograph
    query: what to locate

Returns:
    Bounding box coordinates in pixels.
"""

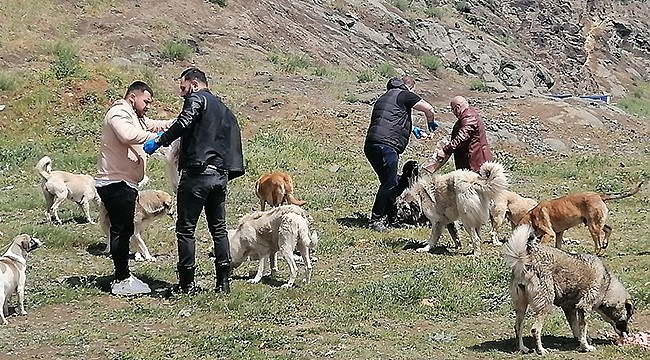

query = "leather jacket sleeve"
[158,93,204,147]
[443,115,476,154]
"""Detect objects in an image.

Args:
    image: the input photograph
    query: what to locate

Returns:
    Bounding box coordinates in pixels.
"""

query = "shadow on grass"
[380,237,456,255]
[59,273,173,299]
[337,212,370,228]
[471,335,613,354]
[231,273,292,288]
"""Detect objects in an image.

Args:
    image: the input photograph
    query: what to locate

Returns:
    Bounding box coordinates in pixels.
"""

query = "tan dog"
[518,182,643,253]
[489,190,538,244]
[0,234,43,325]
[395,162,508,255]
[35,156,99,224]
[229,205,318,288]
[503,225,633,354]
[100,189,174,262]
[255,172,307,211]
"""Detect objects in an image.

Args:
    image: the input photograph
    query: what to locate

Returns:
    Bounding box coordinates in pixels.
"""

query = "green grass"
[470,78,490,92]
[377,62,398,78]
[1,50,649,360]
[49,41,85,81]
[425,6,448,18]
[421,54,442,72]
[618,82,650,118]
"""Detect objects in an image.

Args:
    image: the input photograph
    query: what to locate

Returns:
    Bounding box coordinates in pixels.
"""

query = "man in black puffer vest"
[364,76,437,232]
[144,68,244,294]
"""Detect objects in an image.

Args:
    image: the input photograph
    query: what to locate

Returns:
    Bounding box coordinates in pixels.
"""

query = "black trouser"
[176,166,230,270]
[97,182,137,281]
[364,143,399,223]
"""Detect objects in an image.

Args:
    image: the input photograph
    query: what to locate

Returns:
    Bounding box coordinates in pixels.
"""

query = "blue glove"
[143,138,161,155]
[412,126,425,139]
[428,121,439,132]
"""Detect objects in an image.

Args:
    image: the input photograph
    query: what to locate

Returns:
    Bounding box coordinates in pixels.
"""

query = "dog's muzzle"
[28,237,43,252]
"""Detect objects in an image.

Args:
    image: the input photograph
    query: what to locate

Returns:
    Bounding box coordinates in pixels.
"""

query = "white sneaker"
[111,275,151,295]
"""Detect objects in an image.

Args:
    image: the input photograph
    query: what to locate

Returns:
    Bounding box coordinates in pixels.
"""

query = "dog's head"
[597,279,634,337]
[9,234,43,258]
[394,187,423,225]
[140,190,174,217]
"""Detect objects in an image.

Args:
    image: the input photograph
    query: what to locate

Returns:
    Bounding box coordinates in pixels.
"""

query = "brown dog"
[518,182,643,253]
[255,172,307,211]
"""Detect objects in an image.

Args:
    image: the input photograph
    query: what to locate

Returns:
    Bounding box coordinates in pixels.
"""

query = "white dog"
[100,189,174,261]
[153,138,181,194]
[35,156,99,224]
[0,234,43,325]
[229,205,318,288]
[395,162,508,255]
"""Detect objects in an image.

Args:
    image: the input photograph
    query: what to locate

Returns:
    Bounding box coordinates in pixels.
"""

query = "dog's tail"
[286,193,307,207]
[35,156,53,180]
[475,161,509,199]
[600,181,644,201]
[502,224,535,273]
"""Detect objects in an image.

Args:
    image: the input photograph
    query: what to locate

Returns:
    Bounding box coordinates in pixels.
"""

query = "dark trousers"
[97,182,137,281]
[176,167,230,270]
[364,143,399,223]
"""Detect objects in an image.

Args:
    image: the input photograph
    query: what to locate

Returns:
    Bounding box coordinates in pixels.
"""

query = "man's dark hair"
[180,67,208,85]
[125,81,154,98]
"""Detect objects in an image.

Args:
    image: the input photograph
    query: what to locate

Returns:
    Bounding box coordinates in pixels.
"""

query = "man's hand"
[143,138,161,155]
[412,126,427,139]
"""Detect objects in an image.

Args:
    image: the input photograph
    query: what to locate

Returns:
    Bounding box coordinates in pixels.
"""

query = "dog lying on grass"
[229,205,318,288]
[503,224,634,354]
[35,156,99,224]
[100,189,174,262]
[518,181,643,253]
[0,234,43,325]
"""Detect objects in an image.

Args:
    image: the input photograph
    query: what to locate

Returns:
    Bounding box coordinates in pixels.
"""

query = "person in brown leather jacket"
[434,96,493,172]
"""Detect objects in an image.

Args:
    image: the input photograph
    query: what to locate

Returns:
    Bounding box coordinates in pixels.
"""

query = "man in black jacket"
[143,68,244,294]
[364,76,436,232]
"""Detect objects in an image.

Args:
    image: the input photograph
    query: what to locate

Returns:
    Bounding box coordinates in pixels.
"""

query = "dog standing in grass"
[503,225,633,354]
[0,234,43,325]
[255,172,307,211]
[518,181,643,253]
[35,155,99,224]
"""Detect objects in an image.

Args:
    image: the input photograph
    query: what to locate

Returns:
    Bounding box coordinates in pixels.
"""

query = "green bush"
[377,62,397,78]
[266,50,282,64]
[357,70,375,83]
[50,42,84,81]
[160,39,192,61]
[420,55,442,72]
[343,92,359,103]
[282,54,310,73]
[469,79,489,92]
[425,6,447,18]
[391,0,409,11]
[0,72,15,91]
[455,0,470,12]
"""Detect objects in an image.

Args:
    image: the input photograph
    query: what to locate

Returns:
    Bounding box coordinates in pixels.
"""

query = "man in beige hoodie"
[96,81,171,296]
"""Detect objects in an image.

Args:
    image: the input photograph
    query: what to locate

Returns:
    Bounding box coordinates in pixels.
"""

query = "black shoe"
[215,264,231,294]
[369,221,389,232]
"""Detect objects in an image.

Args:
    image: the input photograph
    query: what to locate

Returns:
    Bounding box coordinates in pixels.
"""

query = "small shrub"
[377,62,397,78]
[469,79,489,92]
[391,0,409,11]
[282,54,310,73]
[425,6,447,18]
[0,72,15,91]
[207,0,227,6]
[420,55,442,72]
[160,39,191,61]
[343,92,359,103]
[357,70,375,83]
[455,0,470,13]
[50,42,84,81]
[312,64,333,78]
[266,50,282,65]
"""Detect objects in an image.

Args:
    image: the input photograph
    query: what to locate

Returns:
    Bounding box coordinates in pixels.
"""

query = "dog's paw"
[518,345,530,354]
[578,344,596,352]
[16,310,27,316]
[416,244,432,253]
[247,278,262,284]
[280,283,294,289]
[535,347,548,356]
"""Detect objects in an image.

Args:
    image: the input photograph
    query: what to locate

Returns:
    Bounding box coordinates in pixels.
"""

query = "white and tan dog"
[35,156,99,224]
[101,189,174,262]
[229,205,318,288]
[489,190,538,244]
[395,162,508,255]
[0,234,43,325]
